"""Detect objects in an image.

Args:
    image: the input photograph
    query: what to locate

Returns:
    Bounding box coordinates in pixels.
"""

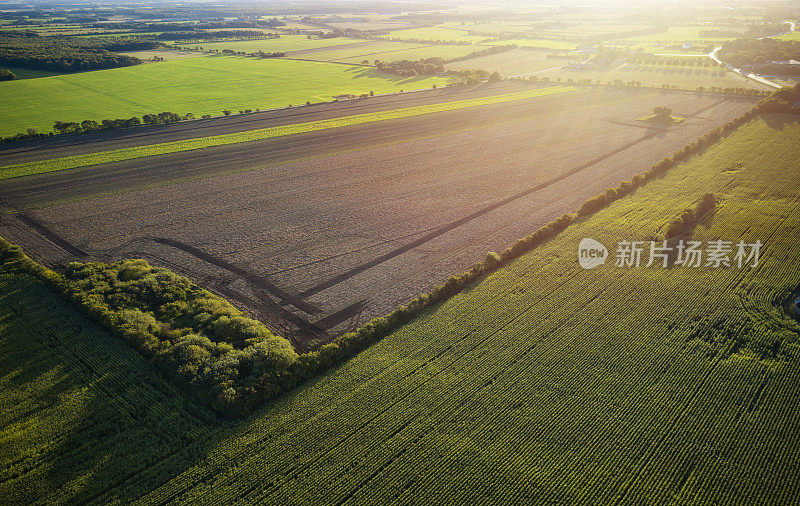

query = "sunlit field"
[2,1,800,503]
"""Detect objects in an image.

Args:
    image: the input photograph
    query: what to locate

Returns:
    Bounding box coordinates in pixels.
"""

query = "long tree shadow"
[0,273,228,503]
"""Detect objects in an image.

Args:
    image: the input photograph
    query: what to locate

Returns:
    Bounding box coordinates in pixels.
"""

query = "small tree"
[652,106,673,121]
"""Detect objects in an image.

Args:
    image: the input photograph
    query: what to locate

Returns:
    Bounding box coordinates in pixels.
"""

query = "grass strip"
[0,86,578,180]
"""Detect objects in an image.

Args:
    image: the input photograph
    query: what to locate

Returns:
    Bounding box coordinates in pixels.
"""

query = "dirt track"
[0,84,756,349]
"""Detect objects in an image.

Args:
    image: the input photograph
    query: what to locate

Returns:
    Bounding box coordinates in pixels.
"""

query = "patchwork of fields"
[0,83,756,348]
[2,113,799,503]
[179,34,366,53]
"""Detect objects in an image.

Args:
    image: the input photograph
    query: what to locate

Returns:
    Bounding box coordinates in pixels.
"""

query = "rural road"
[708,20,798,90]
[708,46,782,89]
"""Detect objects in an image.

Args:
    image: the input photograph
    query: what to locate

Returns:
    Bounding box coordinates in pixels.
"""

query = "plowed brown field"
[0,83,755,349]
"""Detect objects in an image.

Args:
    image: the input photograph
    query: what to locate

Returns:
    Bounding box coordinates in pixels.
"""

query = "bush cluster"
[0,242,299,416]
[752,82,800,113]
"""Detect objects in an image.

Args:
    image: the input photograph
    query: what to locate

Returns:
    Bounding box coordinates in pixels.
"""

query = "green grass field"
[0,55,454,137]
[2,114,799,503]
[285,41,427,61]
[0,86,578,178]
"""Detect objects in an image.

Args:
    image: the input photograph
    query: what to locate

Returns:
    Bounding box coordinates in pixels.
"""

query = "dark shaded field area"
[0,84,755,348]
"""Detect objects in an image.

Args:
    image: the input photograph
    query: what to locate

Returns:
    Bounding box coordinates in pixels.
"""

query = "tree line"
[2,111,192,143]
[447,44,517,63]
[0,32,156,72]
[154,30,280,41]
[88,19,285,31]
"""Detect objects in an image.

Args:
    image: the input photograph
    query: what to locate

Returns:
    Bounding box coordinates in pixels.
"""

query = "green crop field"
[0,86,578,178]
[0,55,454,137]
[2,113,799,503]
[182,35,364,53]
[0,272,218,504]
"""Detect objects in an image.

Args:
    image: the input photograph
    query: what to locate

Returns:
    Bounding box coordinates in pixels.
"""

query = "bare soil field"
[0,85,755,349]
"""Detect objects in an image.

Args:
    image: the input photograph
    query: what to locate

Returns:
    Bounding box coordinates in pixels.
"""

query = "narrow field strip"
[0,86,579,180]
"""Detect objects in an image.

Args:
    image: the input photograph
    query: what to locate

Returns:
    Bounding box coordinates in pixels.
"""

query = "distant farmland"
[446,49,572,76]
[183,34,366,53]
[0,83,756,348]
[0,56,454,137]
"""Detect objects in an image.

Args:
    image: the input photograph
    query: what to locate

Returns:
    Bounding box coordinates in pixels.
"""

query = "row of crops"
[2,115,799,503]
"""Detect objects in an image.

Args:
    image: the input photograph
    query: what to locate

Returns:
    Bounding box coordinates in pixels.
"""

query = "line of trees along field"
[0,32,156,72]
[4,84,797,416]
[1,111,192,143]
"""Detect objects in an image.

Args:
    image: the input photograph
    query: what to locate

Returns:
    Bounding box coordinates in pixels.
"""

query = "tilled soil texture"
[0,84,756,350]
